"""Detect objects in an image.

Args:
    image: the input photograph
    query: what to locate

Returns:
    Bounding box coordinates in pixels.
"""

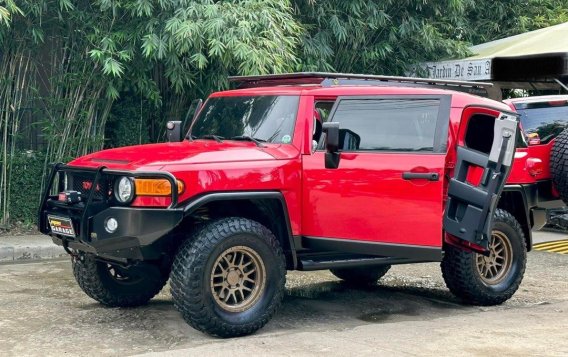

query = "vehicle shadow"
[74,277,475,337]
[58,276,500,347]
[270,279,473,331]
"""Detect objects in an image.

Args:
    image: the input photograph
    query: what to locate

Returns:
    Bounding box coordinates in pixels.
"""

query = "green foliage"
[84,0,302,100]
[0,0,22,27]
[462,0,568,44]
[105,95,151,148]
[294,0,568,71]
[0,151,46,225]
[293,0,473,74]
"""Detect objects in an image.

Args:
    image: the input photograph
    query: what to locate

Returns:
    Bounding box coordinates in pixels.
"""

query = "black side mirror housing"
[322,122,340,169]
[166,121,183,142]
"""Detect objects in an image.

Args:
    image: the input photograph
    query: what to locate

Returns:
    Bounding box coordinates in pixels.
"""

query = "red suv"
[503,95,568,211]
[40,73,527,337]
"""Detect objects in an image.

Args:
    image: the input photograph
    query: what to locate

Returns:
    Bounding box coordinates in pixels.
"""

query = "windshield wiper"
[199,134,224,143]
[230,135,266,147]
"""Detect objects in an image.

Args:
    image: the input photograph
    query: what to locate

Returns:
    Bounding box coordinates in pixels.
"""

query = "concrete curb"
[0,235,66,262]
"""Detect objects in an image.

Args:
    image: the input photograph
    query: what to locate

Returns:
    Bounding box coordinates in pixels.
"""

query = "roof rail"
[229,72,493,97]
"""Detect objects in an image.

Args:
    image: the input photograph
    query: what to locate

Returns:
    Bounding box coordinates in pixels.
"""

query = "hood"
[68,140,297,170]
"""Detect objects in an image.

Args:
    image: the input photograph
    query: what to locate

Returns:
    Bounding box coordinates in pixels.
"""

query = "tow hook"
[63,239,82,262]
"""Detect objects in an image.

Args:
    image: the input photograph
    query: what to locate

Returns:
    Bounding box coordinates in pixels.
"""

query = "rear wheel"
[551,128,568,204]
[441,209,527,305]
[330,265,391,286]
[72,255,168,307]
[170,217,286,337]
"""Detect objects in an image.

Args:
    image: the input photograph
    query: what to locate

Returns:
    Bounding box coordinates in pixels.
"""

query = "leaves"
[0,0,23,27]
[463,0,568,44]
[294,0,476,75]
[162,0,301,80]
[102,57,125,77]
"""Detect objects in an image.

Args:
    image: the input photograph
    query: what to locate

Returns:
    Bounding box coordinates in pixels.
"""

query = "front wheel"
[73,255,168,307]
[170,217,286,337]
[441,209,527,306]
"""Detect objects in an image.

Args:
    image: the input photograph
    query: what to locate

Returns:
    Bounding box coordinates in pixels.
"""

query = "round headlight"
[114,176,134,203]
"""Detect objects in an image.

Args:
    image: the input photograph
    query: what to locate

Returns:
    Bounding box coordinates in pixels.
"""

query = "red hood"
[68,140,298,170]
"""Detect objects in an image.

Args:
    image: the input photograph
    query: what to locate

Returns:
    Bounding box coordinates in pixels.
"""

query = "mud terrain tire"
[330,265,391,286]
[170,217,286,338]
[441,209,527,306]
[73,255,167,307]
[551,129,568,204]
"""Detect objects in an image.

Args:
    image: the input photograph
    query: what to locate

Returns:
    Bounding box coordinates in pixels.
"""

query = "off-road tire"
[441,209,527,306]
[551,128,568,204]
[330,265,391,286]
[170,217,286,338]
[72,254,168,307]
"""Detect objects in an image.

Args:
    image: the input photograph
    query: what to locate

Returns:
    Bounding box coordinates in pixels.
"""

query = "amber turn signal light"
[134,178,184,196]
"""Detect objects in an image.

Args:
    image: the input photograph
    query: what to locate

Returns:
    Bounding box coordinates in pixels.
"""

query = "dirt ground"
[0,246,567,356]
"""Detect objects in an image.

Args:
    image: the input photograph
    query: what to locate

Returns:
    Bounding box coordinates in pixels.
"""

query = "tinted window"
[515,102,568,144]
[329,99,440,152]
[190,95,299,144]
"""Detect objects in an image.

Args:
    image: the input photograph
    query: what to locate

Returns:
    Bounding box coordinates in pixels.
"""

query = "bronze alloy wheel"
[210,245,267,312]
[171,217,286,337]
[442,209,527,306]
[475,231,513,285]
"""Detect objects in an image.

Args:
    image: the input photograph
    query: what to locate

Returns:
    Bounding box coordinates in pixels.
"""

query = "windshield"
[189,95,300,144]
[515,101,568,144]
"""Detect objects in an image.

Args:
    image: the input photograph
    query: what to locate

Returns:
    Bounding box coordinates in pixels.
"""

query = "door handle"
[402,172,440,181]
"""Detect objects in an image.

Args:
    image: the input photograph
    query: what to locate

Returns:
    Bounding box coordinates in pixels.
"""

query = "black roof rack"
[229,72,493,97]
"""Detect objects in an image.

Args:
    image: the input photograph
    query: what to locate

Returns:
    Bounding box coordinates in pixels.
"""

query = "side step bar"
[298,253,420,271]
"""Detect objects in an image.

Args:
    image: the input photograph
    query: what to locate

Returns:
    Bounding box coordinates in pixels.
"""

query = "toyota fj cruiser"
[40,73,528,337]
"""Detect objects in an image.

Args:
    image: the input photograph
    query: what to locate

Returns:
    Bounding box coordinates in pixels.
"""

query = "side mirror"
[166,121,183,142]
[322,122,340,169]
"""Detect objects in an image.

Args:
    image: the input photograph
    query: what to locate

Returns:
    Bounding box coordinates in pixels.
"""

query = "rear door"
[443,107,519,252]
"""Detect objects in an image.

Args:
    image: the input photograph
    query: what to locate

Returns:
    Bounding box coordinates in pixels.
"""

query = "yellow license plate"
[47,215,76,237]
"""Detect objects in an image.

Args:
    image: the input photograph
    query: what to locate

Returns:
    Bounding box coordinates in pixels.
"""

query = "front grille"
[66,172,113,202]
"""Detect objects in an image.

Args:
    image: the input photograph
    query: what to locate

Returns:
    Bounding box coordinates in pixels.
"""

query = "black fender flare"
[181,191,297,269]
[500,185,540,251]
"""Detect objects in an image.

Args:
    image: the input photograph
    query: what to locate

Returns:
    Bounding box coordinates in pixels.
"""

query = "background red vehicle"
[40,73,531,337]
[503,95,568,228]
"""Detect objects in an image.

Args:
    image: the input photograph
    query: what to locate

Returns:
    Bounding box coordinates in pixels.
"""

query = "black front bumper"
[38,164,184,261]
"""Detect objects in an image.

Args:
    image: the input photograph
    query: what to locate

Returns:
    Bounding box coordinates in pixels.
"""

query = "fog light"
[105,217,118,233]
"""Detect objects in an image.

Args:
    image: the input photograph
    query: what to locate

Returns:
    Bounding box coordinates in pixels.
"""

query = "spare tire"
[551,128,568,204]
